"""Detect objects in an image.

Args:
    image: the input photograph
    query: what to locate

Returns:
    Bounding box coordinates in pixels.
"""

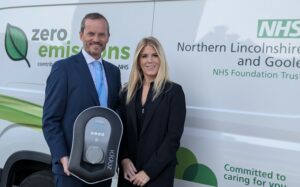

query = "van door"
[153,0,300,187]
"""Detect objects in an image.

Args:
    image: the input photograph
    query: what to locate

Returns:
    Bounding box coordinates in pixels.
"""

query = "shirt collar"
[81,49,103,65]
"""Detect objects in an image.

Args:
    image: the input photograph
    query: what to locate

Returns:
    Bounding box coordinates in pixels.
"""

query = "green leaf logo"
[176,147,218,186]
[5,23,31,67]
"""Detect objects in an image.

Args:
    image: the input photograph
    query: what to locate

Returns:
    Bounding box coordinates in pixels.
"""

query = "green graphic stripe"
[0,94,42,127]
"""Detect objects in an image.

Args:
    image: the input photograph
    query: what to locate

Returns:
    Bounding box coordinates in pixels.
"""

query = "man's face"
[80,18,109,59]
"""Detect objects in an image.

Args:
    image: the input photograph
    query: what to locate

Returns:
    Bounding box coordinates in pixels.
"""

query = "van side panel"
[1,0,300,187]
[0,1,154,186]
[153,0,300,186]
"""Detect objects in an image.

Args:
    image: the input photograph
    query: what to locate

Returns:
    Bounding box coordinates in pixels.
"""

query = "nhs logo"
[257,19,300,38]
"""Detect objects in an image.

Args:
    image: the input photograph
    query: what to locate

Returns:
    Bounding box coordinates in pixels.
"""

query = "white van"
[0,0,299,187]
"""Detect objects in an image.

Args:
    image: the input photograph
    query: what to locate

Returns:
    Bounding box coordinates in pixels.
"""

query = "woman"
[118,36,186,187]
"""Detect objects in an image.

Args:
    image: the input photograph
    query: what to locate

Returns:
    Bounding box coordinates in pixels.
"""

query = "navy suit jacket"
[42,52,121,174]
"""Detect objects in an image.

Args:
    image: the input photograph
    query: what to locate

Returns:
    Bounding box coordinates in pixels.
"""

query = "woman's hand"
[130,170,150,186]
[121,158,137,181]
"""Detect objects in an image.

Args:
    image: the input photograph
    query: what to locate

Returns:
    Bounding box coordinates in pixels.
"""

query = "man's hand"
[121,158,137,181]
[130,170,150,186]
[60,156,70,176]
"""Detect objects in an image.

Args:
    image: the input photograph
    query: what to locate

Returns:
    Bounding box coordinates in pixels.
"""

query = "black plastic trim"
[0,151,51,187]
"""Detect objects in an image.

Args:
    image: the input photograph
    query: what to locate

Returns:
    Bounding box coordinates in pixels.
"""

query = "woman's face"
[139,45,160,82]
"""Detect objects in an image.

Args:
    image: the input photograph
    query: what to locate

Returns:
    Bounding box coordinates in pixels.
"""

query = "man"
[42,13,121,187]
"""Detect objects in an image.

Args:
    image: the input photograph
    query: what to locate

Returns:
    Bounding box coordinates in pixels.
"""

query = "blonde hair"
[125,36,169,104]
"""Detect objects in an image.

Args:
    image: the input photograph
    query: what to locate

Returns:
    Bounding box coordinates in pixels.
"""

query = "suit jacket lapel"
[75,52,100,105]
[140,93,162,136]
[103,60,113,107]
[127,93,138,138]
